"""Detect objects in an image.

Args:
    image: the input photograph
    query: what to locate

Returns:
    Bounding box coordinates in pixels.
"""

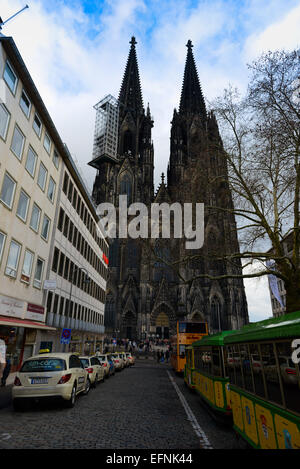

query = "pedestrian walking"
[1,357,11,387]
[165,349,170,363]
[156,350,161,363]
[0,338,6,384]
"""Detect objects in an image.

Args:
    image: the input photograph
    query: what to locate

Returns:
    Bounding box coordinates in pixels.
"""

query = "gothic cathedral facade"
[91,37,249,340]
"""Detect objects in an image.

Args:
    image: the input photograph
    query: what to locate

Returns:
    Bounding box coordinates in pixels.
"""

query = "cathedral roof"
[179,40,207,119]
[119,36,144,117]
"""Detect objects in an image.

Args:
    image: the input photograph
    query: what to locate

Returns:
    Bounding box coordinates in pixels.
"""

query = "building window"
[25,146,37,177]
[37,163,47,191]
[33,257,44,289]
[11,125,25,160]
[43,132,51,154]
[58,252,65,277]
[51,247,59,273]
[0,231,6,265]
[41,214,51,241]
[30,203,41,232]
[47,177,56,202]
[3,60,18,94]
[57,207,64,231]
[19,89,31,118]
[0,173,16,209]
[5,239,21,278]
[33,113,42,137]
[0,104,10,140]
[16,189,30,222]
[53,149,59,169]
[21,249,34,284]
[63,172,69,194]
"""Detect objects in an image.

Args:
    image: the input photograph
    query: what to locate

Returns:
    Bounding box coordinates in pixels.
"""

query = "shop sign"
[71,336,80,342]
[25,303,45,322]
[43,279,57,290]
[0,295,25,319]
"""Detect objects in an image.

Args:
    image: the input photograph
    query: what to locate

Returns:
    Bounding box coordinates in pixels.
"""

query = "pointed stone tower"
[91,37,154,339]
[167,40,249,332]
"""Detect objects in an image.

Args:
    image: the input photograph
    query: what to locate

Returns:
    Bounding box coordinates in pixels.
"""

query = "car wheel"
[93,375,98,388]
[66,384,76,408]
[83,378,90,395]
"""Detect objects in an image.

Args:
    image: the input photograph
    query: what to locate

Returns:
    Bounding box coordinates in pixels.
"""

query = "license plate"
[30,378,49,384]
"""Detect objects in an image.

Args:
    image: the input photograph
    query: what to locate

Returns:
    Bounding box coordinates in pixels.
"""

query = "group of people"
[156,349,170,363]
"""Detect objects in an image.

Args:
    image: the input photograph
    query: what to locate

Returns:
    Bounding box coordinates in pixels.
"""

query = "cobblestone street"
[0,360,238,450]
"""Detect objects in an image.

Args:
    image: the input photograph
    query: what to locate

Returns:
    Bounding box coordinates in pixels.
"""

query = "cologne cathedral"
[90,37,249,340]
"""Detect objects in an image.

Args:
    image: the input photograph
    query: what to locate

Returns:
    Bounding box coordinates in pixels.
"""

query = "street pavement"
[0,359,239,449]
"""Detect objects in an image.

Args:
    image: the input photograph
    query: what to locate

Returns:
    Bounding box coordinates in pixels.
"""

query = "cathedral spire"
[119,36,144,116]
[179,40,206,119]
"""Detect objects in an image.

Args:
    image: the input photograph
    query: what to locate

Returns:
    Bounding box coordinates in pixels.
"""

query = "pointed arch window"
[153,242,173,282]
[211,297,221,331]
[123,130,133,155]
[120,173,132,204]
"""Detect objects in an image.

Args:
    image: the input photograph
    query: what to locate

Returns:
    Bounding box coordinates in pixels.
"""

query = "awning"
[0,315,56,331]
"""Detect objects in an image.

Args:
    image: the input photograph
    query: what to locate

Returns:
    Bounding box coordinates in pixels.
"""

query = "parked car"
[111,353,124,371]
[12,353,90,410]
[125,352,135,366]
[79,356,105,387]
[120,352,130,367]
[96,354,115,377]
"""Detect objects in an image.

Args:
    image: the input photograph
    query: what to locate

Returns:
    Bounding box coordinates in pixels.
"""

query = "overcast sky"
[2,0,300,322]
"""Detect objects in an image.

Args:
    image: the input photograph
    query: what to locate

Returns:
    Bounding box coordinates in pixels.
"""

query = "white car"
[79,356,105,387]
[111,353,124,371]
[96,354,115,377]
[12,353,90,410]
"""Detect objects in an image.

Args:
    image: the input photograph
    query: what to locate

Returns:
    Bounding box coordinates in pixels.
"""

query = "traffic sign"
[60,328,72,344]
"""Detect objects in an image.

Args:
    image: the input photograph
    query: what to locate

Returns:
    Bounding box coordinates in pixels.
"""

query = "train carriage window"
[240,344,254,393]
[276,341,300,414]
[212,347,222,377]
[194,347,202,370]
[234,345,244,388]
[249,344,266,399]
[201,347,212,374]
[225,346,236,384]
[260,343,283,406]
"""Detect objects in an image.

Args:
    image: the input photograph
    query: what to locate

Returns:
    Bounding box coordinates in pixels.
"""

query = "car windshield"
[80,358,90,368]
[97,356,106,361]
[21,358,66,372]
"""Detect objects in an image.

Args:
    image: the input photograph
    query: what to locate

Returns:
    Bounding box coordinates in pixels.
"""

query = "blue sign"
[60,328,72,345]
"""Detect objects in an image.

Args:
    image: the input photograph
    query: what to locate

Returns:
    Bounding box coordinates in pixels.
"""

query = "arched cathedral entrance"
[155,311,170,339]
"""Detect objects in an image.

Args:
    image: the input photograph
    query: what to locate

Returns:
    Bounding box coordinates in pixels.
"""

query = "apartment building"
[41,153,109,354]
[0,33,108,367]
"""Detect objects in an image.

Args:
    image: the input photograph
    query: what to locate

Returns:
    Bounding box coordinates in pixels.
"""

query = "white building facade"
[0,34,108,368]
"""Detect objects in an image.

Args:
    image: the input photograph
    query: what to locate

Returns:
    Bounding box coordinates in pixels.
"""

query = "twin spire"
[119,36,144,116]
[119,37,206,119]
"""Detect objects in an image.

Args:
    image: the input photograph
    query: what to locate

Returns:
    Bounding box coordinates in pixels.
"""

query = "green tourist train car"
[223,311,300,449]
[185,331,238,416]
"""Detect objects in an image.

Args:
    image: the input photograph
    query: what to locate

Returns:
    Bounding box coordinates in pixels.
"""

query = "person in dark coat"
[1,358,11,387]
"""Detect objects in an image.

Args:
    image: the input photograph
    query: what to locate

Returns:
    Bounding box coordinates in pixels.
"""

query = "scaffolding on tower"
[88,94,119,169]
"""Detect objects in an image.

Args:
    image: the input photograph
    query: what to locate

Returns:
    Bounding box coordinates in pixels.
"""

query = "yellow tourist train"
[184,311,300,449]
